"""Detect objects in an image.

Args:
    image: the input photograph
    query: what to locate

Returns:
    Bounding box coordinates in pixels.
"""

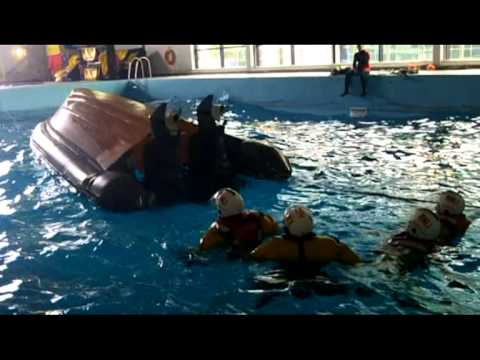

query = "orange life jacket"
[216,210,263,250]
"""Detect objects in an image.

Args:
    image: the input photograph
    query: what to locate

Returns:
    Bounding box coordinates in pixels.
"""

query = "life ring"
[164,49,176,66]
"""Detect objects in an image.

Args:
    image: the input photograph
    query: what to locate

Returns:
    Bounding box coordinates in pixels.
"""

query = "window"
[194,45,248,69]
[257,45,292,67]
[192,45,480,71]
[293,45,332,66]
[223,45,248,68]
[383,45,433,62]
[195,45,221,69]
[339,45,379,64]
[447,45,480,60]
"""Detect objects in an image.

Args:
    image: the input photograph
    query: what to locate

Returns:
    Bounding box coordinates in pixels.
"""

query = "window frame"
[443,45,480,63]
[191,45,480,74]
[193,45,249,70]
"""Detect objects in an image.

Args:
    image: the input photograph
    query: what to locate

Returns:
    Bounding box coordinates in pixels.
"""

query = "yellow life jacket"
[47,45,64,56]
[99,51,108,77]
[84,66,100,81]
[251,234,361,266]
[116,49,129,62]
[54,54,80,82]
[81,47,97,62]
[127,52,139,63]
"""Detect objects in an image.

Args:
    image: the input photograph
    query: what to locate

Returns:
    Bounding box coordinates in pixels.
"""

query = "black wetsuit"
[343,49,370,96]
[144,135,188,204]
[144,100,234,205]
[188,114,234,202]
[144,105,188,204]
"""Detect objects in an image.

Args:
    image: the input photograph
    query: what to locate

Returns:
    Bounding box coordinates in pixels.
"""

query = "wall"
[1,72,480,120]
[144,45,192,76]
[0,80,127,112]
[0,45,192,83]
[139,73,480,119]
[0,45,50,83]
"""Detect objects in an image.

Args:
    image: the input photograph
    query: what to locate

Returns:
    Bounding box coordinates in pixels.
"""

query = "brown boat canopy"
[48,88,154,170]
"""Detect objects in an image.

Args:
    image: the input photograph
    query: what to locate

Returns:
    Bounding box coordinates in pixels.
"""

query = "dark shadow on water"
[247,267,378,309]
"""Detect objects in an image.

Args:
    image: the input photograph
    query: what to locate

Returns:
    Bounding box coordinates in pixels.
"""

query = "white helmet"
[284,205,314,237]
[407,208,441,241]
[436,190,465,216]
[164,103,182,136]
[212,188,245,218]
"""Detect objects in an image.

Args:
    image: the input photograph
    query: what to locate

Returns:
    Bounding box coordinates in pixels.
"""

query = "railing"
[128,57,152,79]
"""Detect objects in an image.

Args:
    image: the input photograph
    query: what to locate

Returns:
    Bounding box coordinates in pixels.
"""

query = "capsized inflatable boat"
[31,89,292,211]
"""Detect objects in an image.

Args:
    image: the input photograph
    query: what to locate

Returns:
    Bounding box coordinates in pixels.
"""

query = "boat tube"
[30,89,292,211]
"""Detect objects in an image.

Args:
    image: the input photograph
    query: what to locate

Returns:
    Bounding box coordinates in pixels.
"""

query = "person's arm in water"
[249,238,280,261]
[258,212,280,237]
[199,223,229,251]
[336,241,361,265]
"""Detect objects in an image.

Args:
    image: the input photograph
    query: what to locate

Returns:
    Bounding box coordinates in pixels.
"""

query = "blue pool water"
[1,99,480,314]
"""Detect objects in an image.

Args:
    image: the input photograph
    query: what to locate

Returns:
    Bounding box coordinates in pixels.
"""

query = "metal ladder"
[128,57,152,79]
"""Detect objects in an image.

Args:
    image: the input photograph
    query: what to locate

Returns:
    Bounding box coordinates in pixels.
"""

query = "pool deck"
[160,68,480,79]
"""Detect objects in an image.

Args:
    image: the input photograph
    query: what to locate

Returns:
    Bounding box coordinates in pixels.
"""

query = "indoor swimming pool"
[1,91,479,314]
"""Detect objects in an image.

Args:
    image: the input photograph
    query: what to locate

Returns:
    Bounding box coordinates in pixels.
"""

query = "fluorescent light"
[12,46,27,60]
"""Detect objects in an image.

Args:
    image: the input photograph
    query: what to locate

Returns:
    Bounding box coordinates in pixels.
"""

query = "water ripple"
[0,105,479,314]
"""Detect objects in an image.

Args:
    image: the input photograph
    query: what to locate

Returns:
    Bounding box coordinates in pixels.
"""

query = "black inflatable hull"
[31,120,153,211]
[31,89,292,211]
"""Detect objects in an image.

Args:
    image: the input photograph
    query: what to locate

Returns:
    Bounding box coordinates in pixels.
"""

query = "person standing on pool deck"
[341,45,371,97]
[250,205,361,267]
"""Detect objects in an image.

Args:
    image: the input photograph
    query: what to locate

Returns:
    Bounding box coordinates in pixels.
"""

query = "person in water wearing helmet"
[188,95,235,202]
[435,190,471,245]
[199,188,279,255]
[143,96,234,204]
[381,208,441,270]
[341,45,371,97]
[143,102,190,204]
[250,205,361,267]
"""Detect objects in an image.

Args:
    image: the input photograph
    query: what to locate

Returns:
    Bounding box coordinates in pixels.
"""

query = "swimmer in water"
[435,190,472,245]
[381,208,441,271]
[199,188,279,256]
[143,96,235,204]
[143,102,190,204]
[250,205,361,268]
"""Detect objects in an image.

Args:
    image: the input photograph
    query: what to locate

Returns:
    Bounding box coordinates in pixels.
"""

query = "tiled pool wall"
[1,73,480,119]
